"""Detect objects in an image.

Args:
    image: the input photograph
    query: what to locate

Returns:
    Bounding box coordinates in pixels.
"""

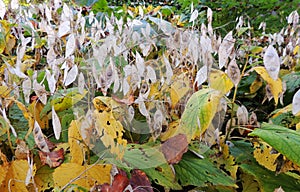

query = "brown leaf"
[15,139,29,160]
[111,174,130,192]
[161,133,188,164]
[39,148,64,168]
[130,169,153,192]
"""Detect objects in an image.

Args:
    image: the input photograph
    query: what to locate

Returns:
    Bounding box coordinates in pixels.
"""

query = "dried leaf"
[110,173,130,192]
[33,80,47,105]
[292,89,300,116]
[161,134,188,164]
[15,139,29,160]
[65,33,76,57]
[64,64,78,86]
[39,148,64,168]
[52,106,61,140]
[0,0,5,19]
[130,169,153,192]
[264,45,280,80]
[189,10,199,23]
[57,21,70,38]
[227,58,240,86]
[218,31,235,69]
[33,121,50,152]
[237,105,248,125]
[194,65,208,87]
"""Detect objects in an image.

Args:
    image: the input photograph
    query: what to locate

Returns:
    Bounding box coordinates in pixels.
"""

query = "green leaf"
[249,123,300,166]
[106,143,167,169]
[179,88,223,141]
[174,152,236,187]
[143,164,182,190]
[240,162,300,192]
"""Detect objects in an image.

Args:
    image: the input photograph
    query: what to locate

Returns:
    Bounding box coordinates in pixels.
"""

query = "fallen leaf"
[130,169,153,192]
[53,163,112,190]
[161,134,188,164]
[39,148,64,168]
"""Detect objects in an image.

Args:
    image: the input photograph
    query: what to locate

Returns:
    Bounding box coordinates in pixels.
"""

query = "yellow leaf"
[294,45,299,55]
[169,73,190,108]
[34,166,54,192]
[249,76,263,94]
[53,163,111,190]
[253,66,283,105]
[0,85,11,98]
[160,120,180,141]
[28,100,49,129]
[52,90,87,112]
[253,141,280,171]
[209,69,234,95]
[68,120,84,165]
[0,160,36,191]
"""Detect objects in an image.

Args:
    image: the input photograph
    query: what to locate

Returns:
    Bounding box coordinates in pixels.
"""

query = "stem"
[225,54,249,140]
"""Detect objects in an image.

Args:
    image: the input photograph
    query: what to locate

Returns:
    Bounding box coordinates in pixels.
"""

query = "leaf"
[64,64,78,86]
[209,69,234,95]
[129,169,153,192]
[53,163,112,190]
[52,106,61,140]
[240,173,260,192]
[236,105,248,125]
[34,165,54,192]
[65,33,76,58]
[169,73,190,108]
[189,9,199,23]
[22,78,31,103]
[227,58,240,86]
[179,88,223,141]
[33,80,47,105]
[33,121,50,152]
[240,162,300,192]
[174,152,236,187]
[253,141,280,171]
[292,89,300,116]
[68,120,84,165]
[249,123,300,166]
[0,85,11,98]
[253,66,283,105]
[0,160,36,192]
[0,0,5,19]
[263,45,280,80]
[57,21,70,38]
[39,148,64,168]
[161,134,188,164]
[218,31,235,69]
[110,173,130,192]
[107,143,167,169]
[143,164,182,190]
[194,65,208,87]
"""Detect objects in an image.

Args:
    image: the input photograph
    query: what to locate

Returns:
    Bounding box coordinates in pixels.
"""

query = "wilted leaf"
[33,80,47,105]
[110,173,130,192]
[253,66,283,105]
[189,10,199,23]
[227,58,240,86]
[53,163,112,190]
[28,100,49,129]
[209,69,234,94]
[65,33,76,57]
[22,78,31,103]
[39,148,64,168]
[194,65,208,87]
[15,139,29,160]
[52,106,61,140]
[249,123,300,166]
[292,89,300,116]
[179,88,223,141]
[263,45,280,80]
[0,0,5,19]
[57,21,70,38]
[33,121,50,152]
[237,105,248,125]
[219,31,235,69]
[130,169,153,192]
[161,134,188,164]
[64,64,78,86]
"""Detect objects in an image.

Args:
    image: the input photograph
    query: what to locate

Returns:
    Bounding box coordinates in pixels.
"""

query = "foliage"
[0,0,300,191]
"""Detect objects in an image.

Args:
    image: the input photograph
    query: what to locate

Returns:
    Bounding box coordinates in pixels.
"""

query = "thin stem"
[225,54,249,140]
